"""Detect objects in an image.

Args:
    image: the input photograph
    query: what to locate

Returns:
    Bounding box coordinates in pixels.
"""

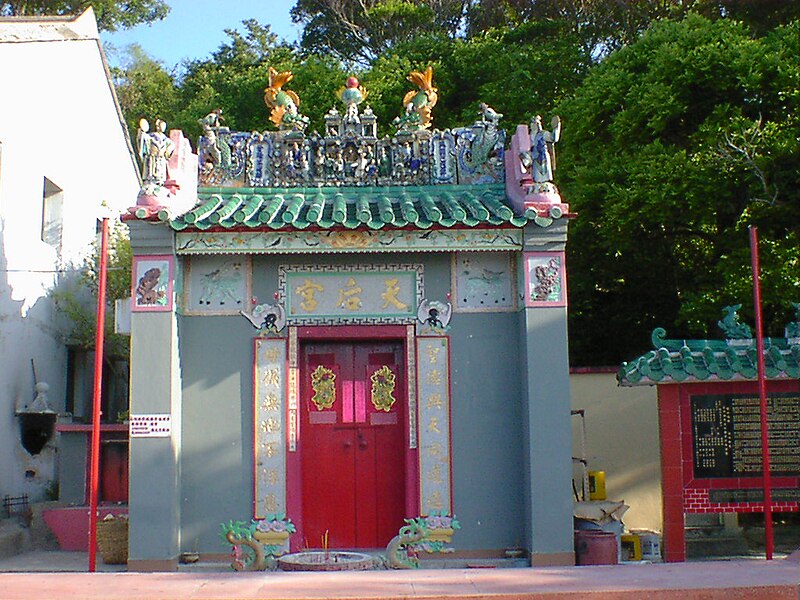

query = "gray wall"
[177,252,526,554]
[449,312,526,550]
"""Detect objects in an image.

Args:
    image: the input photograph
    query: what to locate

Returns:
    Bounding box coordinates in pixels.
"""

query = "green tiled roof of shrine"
[618,327,800,386]
[166,184,529,231]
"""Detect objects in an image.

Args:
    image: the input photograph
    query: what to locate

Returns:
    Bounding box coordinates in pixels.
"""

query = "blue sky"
[102,0,300,69]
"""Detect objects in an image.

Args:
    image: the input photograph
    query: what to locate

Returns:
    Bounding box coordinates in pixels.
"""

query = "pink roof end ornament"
[506,114,569,225]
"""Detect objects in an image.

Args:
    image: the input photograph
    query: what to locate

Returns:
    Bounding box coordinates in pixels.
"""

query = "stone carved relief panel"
[183,255,252,315]
[453,251,516,312]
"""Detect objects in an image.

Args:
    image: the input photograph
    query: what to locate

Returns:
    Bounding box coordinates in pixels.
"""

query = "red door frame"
[286,325,419,549]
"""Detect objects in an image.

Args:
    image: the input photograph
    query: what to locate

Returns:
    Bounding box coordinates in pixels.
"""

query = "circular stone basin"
[278,551,375,572]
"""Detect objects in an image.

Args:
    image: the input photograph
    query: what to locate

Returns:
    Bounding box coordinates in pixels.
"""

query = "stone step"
[686,532,749,558]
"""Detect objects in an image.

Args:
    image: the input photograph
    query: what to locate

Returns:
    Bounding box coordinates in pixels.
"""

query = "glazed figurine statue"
[264,67,310,132]
[394,66,438,131]
[717,304,752,340]
[338,75,368,133]
[137,118,175,187]
[520,114,561,183]
[417,298,452,334]
[198,109,223,163]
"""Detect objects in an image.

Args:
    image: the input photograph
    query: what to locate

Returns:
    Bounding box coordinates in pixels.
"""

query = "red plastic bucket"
[574,530,618,565]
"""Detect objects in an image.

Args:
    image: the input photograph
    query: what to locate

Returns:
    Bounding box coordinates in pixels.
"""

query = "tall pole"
[88,216,110,572]
[749,225,774,560]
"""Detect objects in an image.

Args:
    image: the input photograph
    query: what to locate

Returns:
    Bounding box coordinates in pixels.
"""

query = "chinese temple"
[123,68,575,570]
[619,305,800,561]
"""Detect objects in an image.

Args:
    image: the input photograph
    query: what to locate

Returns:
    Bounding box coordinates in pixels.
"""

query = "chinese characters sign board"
[280,265,422,325]
[129,414,171,437]
[691,393,800,479]
[254,338,288,519]
[416,336,452,515]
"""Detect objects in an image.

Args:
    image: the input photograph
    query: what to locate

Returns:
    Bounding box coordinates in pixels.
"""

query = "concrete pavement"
[0,555,797,600]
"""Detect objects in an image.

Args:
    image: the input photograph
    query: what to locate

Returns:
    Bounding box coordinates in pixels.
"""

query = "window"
[65,346,129,424]
[41,177,64,250]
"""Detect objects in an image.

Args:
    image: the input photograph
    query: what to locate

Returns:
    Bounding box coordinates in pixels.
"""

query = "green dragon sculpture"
[221,515,295,571]
[385,512,460,569]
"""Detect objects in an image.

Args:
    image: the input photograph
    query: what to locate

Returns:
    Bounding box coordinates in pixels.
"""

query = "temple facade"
[124,71,575,570]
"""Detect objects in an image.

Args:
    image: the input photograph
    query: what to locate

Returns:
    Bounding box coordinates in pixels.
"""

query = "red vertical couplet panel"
[301,342,406,549]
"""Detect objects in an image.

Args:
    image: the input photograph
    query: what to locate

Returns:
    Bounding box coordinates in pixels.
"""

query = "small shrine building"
[124,70,575,570]
[619,305,800,561]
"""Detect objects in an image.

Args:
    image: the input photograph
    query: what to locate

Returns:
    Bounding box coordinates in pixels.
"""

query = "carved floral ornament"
[370,365,397,412]
[310,365,336,410]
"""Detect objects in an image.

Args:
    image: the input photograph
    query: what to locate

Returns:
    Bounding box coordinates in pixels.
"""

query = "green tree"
[361,19,588,137]
[171,20,346,139]
[53,221,133,359]
[464,1,800,57]
[465,0,679,57]
[558,15,799,366]
[110,44,179,140]
[0,0,169,31]
[291,0,469,66]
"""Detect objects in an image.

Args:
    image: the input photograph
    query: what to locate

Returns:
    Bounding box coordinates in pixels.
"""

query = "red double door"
[300,341,406,549]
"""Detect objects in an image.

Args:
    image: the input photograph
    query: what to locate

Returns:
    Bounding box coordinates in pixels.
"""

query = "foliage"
[558,16,800,365]
[52,220,132,358]
[289,0,800,68]
[291,0,469,67]
[110,44,180,141]
[100,6,798,369]
[695,0,800,34]
[0,0,169,31]
[465,0,677,58]
[463,0,800,56]
[163,21,346,139]
[362,20,588,136]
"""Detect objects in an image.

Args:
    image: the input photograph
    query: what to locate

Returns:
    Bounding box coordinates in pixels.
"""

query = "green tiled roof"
[618,327,800,385]
[167,184,528,231]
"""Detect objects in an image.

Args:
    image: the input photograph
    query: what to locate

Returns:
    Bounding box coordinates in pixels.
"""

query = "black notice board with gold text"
[691,393,800,479]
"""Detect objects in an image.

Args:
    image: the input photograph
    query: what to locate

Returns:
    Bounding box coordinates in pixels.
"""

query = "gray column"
[126,222,182,571]
[520,221,575,566]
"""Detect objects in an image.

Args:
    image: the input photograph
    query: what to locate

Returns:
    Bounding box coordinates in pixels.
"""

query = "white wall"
[570,370,662,532]
[0,13,139,501]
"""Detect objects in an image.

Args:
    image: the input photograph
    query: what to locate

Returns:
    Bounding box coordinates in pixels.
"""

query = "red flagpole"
[88,216,109,572]
[749,225,774,560]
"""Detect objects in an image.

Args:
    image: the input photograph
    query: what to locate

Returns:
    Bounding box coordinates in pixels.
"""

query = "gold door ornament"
[370,365,397,412]
[310,365,336,410]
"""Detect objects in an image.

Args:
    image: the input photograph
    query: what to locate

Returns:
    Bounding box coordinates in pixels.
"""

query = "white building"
[0,8,139,504]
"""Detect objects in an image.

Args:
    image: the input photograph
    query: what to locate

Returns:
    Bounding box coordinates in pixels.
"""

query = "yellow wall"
[570,370,662,532]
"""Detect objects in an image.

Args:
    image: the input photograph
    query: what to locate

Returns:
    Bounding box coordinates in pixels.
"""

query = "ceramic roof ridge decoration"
[618,303,800,386]
[394,66,438,132]
[264,67,310,133]
[134,118,198,216]
[717,303,752,339]
[127,68,574,228]
[504,116,567,219]
[194,71,504,190]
